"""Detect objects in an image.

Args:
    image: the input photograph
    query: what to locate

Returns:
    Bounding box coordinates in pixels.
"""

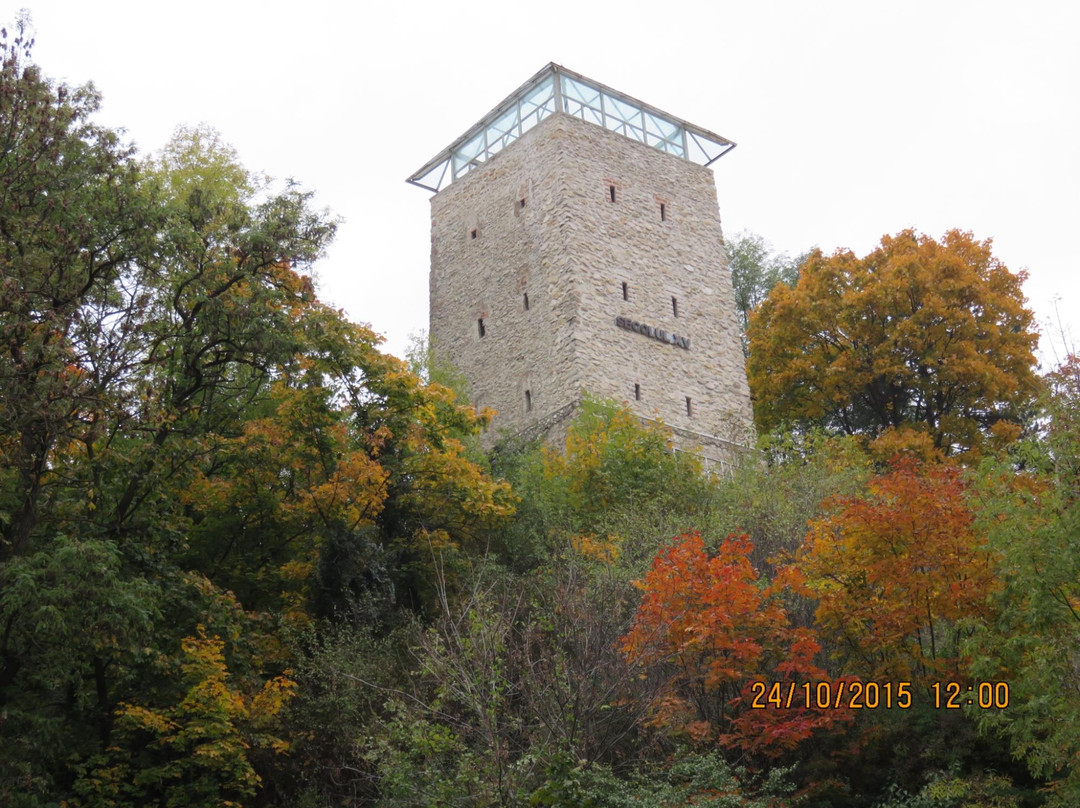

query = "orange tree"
[747,229,1038,457]
[795,457,999,681]
[621,531,848,757]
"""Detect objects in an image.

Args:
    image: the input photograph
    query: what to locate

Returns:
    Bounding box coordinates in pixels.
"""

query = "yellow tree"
[747,230,1038,457]
[74,627,296,808]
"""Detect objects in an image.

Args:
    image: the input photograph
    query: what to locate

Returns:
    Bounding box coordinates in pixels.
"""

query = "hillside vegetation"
[2,28,1076,808]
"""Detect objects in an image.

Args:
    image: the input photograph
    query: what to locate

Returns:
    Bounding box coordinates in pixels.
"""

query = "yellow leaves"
[570,533,622,564]
[749,229,1037,458]
[988,419,1023,450]
[87,625,298,804]
[116,702,178,735]
[279,559,312,582]
[868,427,945,464]
[249,674,298,727]
[306,449,390,530]
[156,285,515,618]
[400,434,516,528]
[188,379,393,550]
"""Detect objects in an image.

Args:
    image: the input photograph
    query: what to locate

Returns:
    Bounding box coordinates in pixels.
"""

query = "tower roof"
[407,63,736,193]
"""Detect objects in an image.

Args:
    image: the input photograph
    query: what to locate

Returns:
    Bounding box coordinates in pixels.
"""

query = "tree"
[73,628,296,808]
[797,457,998,681]
[0,34,515,803]
[491,397,713,571]
[0,19,156,559]
[747,229,1038,457]
[620,531,846,756]
[963,355,1080,806]
[725,231,803,357]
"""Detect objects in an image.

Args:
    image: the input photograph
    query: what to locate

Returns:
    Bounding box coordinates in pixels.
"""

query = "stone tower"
[408,64,753,468]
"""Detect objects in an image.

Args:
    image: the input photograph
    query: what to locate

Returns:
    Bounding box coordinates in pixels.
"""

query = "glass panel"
[453,130,486,174]
[410,66,734,192]
[412,159,450,191]
[601,92,644,142]
[604,93,640,125]
[491,128,518,151]
[659,139,685,158]
[520,75,555,134]
[520,102,553,133]
[490,107,519,140]
[686,131,726,164]
[519,110,540,135]
[564,98,603,126]
[561,75,601,109]
[644,111,680,140]
[644,111,683,155]
[521,75,554,118]
[486,107,520,153]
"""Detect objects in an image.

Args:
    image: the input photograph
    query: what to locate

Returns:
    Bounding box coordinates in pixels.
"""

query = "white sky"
[12,0,1080,366]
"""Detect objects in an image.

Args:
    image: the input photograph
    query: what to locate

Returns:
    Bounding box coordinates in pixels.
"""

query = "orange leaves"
[799,457,998,680]
[748,229,1037,458]
[621,532,845,756]
[623,532,768,682]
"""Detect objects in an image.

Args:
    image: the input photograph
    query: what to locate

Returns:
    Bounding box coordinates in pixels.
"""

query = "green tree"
[725,231,803,357]
[965,355,1080,806]
[0,33,514,804]
[497,398,713,563]
[0,19,156,559]
[747,230,1038,458]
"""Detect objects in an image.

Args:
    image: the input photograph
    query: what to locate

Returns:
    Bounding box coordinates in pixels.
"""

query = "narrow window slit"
[609,185,616,203]
[622,282,628,301]
[523,292,529,311]
[477,318,485,338]
[672,296,678,317]
[685,396,693,417]
[660,203,666,221]
[634,383,641,401]
[470,228,477,239]
[525,389,532,412]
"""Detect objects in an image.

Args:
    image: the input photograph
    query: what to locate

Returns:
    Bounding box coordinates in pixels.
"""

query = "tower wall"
[429,112,752,461]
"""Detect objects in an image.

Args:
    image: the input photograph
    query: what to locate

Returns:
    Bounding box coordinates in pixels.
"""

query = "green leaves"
[725,231,803,358]
[963,381,1080,804]
[0,34,155,558]
[0,32,512,805]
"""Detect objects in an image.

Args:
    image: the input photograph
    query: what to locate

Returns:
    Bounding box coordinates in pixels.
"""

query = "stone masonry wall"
[430,115,579,446]
[429,112,753,462]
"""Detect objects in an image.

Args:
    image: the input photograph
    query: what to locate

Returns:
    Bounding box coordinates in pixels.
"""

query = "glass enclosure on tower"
[408,63,736,193]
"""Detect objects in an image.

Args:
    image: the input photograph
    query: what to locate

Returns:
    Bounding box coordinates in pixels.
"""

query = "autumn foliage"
[747,229,1038,457]
[797,457,998,681]
[621,532,847,756]
[6,26,1078,806]
[0,35,514,804]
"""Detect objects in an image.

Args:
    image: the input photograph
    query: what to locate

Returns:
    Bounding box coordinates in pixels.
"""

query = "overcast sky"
[12,0,1080,366]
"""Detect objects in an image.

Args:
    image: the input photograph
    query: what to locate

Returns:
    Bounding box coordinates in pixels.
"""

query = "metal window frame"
[407,63,736,193]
